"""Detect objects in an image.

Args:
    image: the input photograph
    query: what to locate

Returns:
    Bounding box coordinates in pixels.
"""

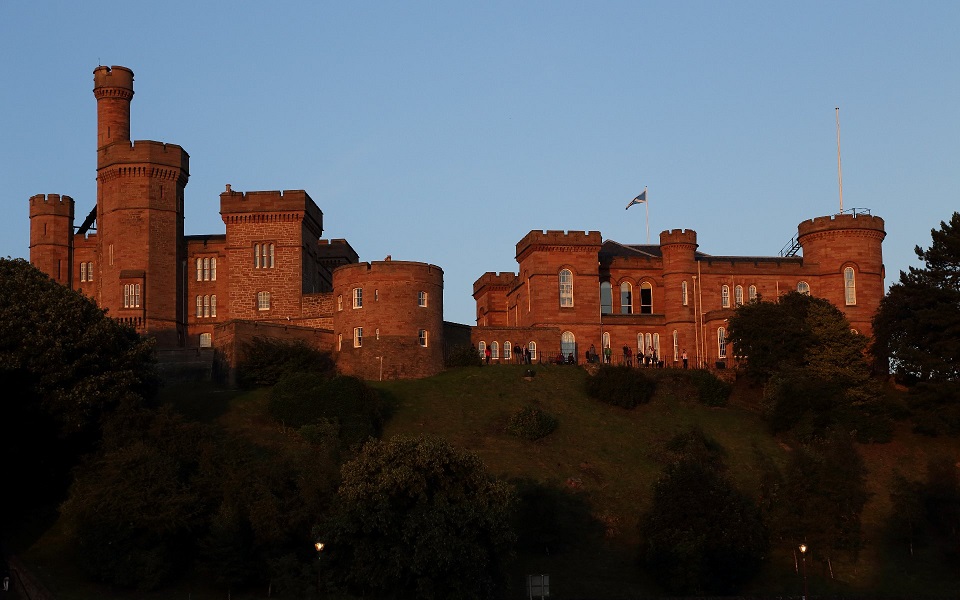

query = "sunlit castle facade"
[472,214,885,368]
[28,66,447,381]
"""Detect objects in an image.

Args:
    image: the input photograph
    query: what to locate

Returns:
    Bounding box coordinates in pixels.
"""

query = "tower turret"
[93,66,134,150]
[29,194,75,285]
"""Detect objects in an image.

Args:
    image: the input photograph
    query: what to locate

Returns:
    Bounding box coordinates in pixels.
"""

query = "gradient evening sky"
[2,1,958,325]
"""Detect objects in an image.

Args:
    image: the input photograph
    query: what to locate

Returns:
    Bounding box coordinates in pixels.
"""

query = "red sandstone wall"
[333,260,444,380]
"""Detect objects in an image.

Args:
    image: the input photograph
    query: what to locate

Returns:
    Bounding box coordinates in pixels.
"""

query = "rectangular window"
[418,291,427,307]
[123,283,141,308]
[199,333,212,348]
[354,327,363,348]
[681,281,688,306]
[353,287,363,309]
[257,291,270,311]
[419,329,428,347]
[337,295,343,311]
[254,243,275,269]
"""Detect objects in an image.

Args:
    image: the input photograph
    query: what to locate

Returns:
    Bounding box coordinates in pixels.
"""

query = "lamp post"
[315,540,325,597]
[798,543,808,600]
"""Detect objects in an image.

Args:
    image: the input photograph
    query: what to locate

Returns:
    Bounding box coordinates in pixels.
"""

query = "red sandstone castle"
[472,214,885,368]
[28,66,447,380]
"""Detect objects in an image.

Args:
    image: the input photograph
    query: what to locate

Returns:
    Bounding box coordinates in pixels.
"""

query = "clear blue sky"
[2,1,958,325]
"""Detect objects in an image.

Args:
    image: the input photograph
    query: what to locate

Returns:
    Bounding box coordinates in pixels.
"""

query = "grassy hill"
[19,363,960,599]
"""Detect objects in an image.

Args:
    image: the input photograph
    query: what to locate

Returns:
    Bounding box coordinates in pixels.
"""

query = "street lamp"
[798,543,808,600]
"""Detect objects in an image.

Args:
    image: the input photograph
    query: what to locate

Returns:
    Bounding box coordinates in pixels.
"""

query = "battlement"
[798,213,885,238]
[659,229,698,246]
[29,194,74,217]
[337,260,443,277]
[93,65,134,93]
[220,186,323,234]
[516,229,602,256]
[97,140,189,172]
[473,271,518,294]
[318,238,359,264]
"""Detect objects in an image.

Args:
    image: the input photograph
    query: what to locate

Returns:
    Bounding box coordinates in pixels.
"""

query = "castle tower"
[797,213,885,335]
[94,66,190,346]
[659,229,699,361]
[29,194,75,286]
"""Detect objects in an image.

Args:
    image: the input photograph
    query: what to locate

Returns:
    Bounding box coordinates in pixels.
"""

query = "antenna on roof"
[836,107,844,213]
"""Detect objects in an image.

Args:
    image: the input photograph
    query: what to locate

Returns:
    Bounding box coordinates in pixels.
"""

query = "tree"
[321,436,516,600]
[0,258,157,523]
[639,434,767,595]
[873,212,960,382]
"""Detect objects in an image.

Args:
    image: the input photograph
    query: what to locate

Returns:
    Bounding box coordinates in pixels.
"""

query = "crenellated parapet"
[220,186,323,237]
[97,141,190,179]
[659,228,698,247]
[29,193,74,217]
[798,213,885,240]
[473,271,518,295]
[516,230,602,260]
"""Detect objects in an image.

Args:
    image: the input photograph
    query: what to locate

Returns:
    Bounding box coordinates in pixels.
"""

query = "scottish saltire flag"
[625,190,647,210]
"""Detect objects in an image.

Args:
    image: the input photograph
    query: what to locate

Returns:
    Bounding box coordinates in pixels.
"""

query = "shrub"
[690,370,732,407]
[506,406,558,441]
[237,337,335,388]
[585,366,655,409]
[446,343,482,368]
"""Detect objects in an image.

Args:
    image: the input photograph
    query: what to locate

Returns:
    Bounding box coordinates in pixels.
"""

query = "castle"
[472,214,885,368]
[28,66,448,381]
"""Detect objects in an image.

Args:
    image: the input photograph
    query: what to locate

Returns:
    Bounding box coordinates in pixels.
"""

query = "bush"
[506,406,558,441]
[237,337,335,388]
[690,370,731,407]
[446,343,482,368]
[269,373,383,447]
[585,366,655,408]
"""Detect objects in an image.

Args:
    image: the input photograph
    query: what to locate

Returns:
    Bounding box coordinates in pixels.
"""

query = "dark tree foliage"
[237,336,335,388]
[269,372,384,447]
[729,292,889,440]
[689,370,732,406]
[510,479,602,556]
[506,406,558,441]
[762,433,869,564]
[640,445,767,595]
[446,343,483,367]
[585,366,656,408]
[0,258,157,522]
[321,436,516,600]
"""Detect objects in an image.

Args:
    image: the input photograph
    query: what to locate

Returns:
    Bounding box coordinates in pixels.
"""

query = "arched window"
[645,333,653,356]
[718,327,727,359]
[620,282,633,314]
[844,267,856,305]
[797,281,810,295]
[600,281,612,314]
[681,281,688,306]
[528,341,537,361]
[602,332,610,352]
[210,295,217,317]
[196,295,202,317]
[735,285,744,307]
[203,295,210,317]
[210,257,217,281]
[203,258,211,281]
[199,333,212,348]
[748,285,757,302]
[337,333,342,351]
[559,269,574,307]
[196,258,203,281]
[504,341,512,360]
[478,341,486,357]
[561,331,576,358]
[491,341,499,359]
[721,285,730,308]
[640,282,653,314]
[637,333,645,356]
[653,333,660,358]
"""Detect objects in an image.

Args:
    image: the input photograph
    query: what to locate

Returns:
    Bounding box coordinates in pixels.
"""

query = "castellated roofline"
[473,271,518,295]
[336,260,443,276]
[97,140,189,172]
[29,194,74,217]
[516,230,602,257]
[798,213,886,238]
[93,65,134,91]
[659,228,698,246]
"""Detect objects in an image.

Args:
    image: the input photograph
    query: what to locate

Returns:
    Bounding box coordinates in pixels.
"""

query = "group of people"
[580,344,690,369]
[483,343,532,365]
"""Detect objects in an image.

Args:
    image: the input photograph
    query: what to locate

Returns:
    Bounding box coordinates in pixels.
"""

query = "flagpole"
[836,107,844,213]
[644,186,650,244]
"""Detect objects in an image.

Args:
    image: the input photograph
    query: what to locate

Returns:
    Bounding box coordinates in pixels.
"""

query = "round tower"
[333,260,444,380]
[797,213,885,335]
[93,66,134,150]
[659,229,699,363]
[93,65,190,347]
[29,194,75,286]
